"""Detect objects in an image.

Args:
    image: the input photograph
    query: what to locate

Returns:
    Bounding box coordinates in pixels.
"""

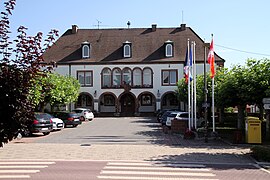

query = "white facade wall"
[54,63,208,112]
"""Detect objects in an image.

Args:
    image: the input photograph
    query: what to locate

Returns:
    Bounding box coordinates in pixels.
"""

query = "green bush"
[250,145,270,162]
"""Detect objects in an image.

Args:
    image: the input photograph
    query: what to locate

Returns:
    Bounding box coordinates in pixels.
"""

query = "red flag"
[208,38,215,78]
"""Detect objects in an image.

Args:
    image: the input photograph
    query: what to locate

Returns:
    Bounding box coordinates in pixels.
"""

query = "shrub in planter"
[250,145,270,162]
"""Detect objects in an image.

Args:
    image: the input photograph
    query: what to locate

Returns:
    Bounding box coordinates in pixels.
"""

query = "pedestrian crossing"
[97,161,218,180]
[0,161,55,179]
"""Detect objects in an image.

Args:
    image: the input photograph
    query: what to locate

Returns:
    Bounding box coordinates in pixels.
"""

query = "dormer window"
[82,41,90,58]
[165,40,173,57]
[123,41,132,58]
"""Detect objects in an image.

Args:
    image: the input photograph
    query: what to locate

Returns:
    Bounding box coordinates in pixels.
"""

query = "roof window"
[165,40,173,57]
[82,41,90,59]
[123,41,132,58]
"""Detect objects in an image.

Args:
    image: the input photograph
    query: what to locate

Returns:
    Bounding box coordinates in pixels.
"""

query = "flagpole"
[204,39,208,143]
[193,41,197,129]
[191,41,194,129]
[212,76,215,132]
[187,39,191,130]
[211,34,215,133]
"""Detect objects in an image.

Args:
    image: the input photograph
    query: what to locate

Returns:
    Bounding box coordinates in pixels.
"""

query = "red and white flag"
[208,38,215,78]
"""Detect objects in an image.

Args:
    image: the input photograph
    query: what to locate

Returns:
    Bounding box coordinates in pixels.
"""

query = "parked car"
[156,109,179,122]
[52,111,81,127]
[73,108,94,121]
[47,114,64,131]
[165,111,182,127]
[160,111,181,126]
[166,111,205,128]
[23,112,53,136]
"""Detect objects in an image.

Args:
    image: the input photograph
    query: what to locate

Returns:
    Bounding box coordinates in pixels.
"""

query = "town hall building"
[43,24,224,116]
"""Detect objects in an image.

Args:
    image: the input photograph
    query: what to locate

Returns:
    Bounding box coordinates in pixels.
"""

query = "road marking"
[0,175,30,179]
[0,161,55,179]
[0,170,40,173]
[0,165,48,168]
[0,162,55,165]
[97,176,219,180]
[104,166,210,171]
[99,161,217,180]
[101,170,216,176]
[165,163,206,168]
[107,162,153,166]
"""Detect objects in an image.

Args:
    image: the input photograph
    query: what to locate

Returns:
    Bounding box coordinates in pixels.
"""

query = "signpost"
[263,98,270,140]
[263,98,270,104]
[264,104,270,110]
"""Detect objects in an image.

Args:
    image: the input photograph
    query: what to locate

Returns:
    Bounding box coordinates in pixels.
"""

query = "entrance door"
[120,93,135,116]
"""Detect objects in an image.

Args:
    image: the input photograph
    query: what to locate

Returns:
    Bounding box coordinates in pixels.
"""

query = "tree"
[0,0,58,147]
[176,72,212,114]
[30,73,80,112]
[244,59,270,119]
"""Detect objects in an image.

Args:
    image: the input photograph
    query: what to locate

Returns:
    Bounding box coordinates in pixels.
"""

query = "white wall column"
[156,99,161,111]
[94,99,99,112]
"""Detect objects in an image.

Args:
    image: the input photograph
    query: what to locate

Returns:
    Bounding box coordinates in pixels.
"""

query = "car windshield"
[73,110,83,113]
[178,113,189,118]
[168,113,178,117]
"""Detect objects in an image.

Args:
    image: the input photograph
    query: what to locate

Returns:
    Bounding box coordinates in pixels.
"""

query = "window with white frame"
[165,40,173,57]
[122,68,131,85]
[141,94,152,106]
[77,71,93,86]
[133,68,142,87]
[123,44,131,58]
[82,44,90,58]
[102,68,111,88]
[165,44,173,57]
[103,94,115,106]
[162,70,177,86]
[112,68,121,87]
[143,68,152,87]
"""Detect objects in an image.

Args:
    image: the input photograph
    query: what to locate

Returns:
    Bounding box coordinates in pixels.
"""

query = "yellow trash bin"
[245,117,261,144]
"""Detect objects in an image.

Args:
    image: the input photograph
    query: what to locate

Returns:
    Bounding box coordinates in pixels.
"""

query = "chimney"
[151,24,157,32]
[180,24,186,30]
[72,25,78,34]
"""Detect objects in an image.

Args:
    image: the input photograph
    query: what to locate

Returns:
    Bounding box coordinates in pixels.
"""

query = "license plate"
[41,128,48,130]
[74,119,79,121]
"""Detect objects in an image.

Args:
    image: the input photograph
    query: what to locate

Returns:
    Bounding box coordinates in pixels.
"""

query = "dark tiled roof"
[43,25,225,65]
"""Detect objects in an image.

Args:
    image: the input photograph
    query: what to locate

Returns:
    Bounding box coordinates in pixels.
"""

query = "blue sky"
[5,0,270,68]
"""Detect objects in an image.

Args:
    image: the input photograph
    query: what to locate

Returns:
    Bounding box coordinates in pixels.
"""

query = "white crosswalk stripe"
[0,161,55,179]
[98,161,218,180]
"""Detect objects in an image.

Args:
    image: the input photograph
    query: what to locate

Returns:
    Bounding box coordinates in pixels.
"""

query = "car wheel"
[73,124,78,127]
[23,128,32,137]
[43,132,50,136]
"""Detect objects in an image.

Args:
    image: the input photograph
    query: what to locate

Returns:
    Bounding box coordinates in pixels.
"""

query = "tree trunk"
[237,104,246,129]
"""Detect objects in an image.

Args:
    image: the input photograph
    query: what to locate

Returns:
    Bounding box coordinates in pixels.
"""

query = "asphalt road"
[1,117,270,179]
[0,160,269,180]
[32,117,165,145]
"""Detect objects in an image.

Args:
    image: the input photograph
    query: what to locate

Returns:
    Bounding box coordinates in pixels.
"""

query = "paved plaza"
[0,117,254,165]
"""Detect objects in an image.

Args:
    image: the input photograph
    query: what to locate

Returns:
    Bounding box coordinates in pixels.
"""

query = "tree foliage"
[177,58,270,129]
[30,73,80,111]
[0,0,58,147]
